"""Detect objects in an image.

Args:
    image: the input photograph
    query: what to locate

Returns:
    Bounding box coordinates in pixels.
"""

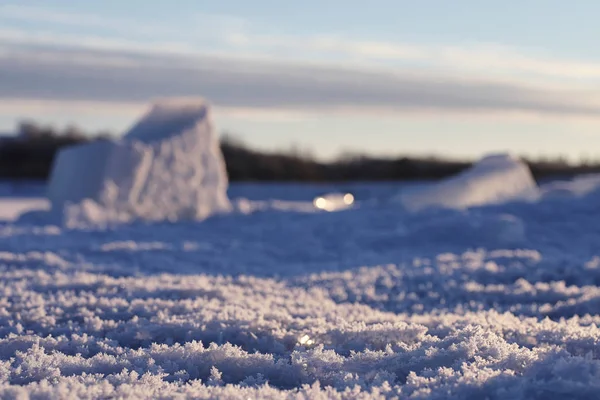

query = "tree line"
[0,121,598,182]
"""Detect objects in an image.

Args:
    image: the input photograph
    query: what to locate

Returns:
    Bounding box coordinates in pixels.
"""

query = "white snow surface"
[46,99,231,226]
[539,173,600,199]
[3,178,600,398]
[399,154,538,212]
[0,198,48,221]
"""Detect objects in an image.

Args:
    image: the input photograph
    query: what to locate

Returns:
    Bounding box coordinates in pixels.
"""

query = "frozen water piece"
[539,173,600,199]
[45,98,231,226]
[398,153,538,212]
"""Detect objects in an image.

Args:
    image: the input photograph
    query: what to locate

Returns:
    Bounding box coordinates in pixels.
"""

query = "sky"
[2,0,600,161]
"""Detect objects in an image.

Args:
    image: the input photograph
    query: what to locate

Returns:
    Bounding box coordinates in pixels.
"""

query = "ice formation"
[46,99,231,225]
[398,154,538,212]
[539,173,600,199]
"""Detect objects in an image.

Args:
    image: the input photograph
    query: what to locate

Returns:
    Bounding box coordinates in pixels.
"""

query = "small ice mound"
[313,193,355,212]
[45,98,231,226]
[398,153,538,212]
[539,174,600,199]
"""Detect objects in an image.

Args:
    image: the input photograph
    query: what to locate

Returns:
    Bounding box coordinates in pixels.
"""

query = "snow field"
[4,140,600,397]
[1,210,600,398]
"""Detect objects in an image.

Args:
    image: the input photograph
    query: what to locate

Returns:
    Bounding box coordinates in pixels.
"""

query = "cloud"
[2,43,600,120]
[3,4,600,84]
[228,33,600,83]
[0,98,144,115]
[2,4,600,122]
[6,4,600,84]
[0,28,200,57]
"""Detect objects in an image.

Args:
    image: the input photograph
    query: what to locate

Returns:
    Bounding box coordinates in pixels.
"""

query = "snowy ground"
[2,180,600,399]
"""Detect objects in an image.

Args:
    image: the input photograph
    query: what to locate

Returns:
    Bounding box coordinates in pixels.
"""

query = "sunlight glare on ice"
[313,193,354,211]
[299,334,314,345]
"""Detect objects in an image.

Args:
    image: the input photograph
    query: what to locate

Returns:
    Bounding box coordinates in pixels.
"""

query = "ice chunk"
[539,174,600,199]
[46,140,149,207]
[398,154,537,212]
[46,98,231,225]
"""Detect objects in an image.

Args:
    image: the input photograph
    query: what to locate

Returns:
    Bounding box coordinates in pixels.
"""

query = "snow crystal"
[46,99,231,226]
[3,177,600,398]
[0,249,599,398]
[398,154,538,212]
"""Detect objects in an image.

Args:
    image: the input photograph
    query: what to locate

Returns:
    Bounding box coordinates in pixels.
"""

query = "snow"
[0,198,48,221]
[398,154,538,212]
[2,172,600,398]
[539,173,600,199]
[46,99,231,226]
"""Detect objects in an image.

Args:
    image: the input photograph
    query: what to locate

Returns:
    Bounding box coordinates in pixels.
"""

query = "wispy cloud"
[0,28,200,56]
[2,5,600,120]
[4,4,600,84]
[225,33,600,83]
[2,43,600,120]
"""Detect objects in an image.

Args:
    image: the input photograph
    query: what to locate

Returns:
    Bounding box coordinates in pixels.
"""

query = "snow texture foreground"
[3,175,600,398]
[46,99,231,226]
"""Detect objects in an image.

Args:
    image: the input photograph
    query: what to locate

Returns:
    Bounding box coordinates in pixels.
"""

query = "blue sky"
[1,0,600,160]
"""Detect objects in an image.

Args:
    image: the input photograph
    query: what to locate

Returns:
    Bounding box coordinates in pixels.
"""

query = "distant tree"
[63,124,86,141]
[17,120,44,139]
[3,121,600,182]
[220,132,247,148]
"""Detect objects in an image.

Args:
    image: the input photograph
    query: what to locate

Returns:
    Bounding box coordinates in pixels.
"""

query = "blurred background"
[1,0,600,182]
